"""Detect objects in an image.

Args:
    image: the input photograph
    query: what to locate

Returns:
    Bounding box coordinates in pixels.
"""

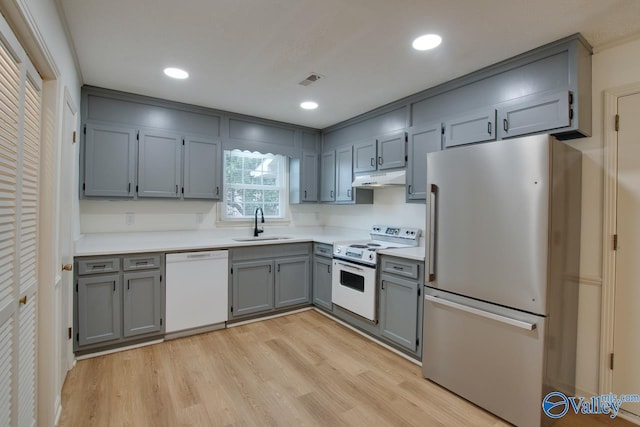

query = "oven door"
[331,259,377,321]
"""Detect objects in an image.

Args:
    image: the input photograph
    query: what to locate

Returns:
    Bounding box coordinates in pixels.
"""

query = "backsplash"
[79,187,426,235]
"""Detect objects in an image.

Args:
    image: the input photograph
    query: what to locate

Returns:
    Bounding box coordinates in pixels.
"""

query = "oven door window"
[339,270,365,293]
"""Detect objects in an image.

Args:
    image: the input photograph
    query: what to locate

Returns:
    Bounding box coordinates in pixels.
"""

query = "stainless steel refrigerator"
[422,134,581,427]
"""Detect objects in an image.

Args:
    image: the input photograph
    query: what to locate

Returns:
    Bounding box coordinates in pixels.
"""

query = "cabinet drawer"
[123,254,161,271]
[380,257,419,279]
[77,257,120,275]
[314,243,333,258]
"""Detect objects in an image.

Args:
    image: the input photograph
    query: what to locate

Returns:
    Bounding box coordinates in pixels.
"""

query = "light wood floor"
[59,310,637,427]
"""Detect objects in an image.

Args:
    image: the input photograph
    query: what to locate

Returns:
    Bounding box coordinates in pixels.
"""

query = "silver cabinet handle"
[503,118,509,132]
[337,262,364,272]
[370,158,375,167]
[347,189,352,198]
[425,295,536,331]
[186,253,211,259]
[378,156,383,165]
[330,190,334,199]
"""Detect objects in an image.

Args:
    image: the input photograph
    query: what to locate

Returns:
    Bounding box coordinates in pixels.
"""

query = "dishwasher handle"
[425,294,537,331]
[166,250,229,263]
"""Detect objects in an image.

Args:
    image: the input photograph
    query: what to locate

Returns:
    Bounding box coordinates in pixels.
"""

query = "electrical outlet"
[125,212,135,226]
[196,212,204,225]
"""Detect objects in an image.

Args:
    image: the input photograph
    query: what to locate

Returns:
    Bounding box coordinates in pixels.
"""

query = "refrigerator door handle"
[428,184,438,282]
[424,294,537,331]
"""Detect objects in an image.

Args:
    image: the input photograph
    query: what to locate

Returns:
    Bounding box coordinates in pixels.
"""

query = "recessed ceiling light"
[412,34,442,51]
[300,101,318,110]
[163,67,189,79]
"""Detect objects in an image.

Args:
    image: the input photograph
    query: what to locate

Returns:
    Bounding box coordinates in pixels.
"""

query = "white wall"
[565,35,640,396]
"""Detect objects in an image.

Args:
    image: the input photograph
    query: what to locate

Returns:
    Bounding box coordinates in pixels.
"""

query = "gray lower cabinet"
[312,254,332,311]
[320,151,336,202]
[183,136,221,199]
[378,256,424,356]
[83,123,137,198]
[230,243,312,320]
[406,123,442,202]
[123,270,163,337]
[77,274,122,347]
[74,253,165,354]
[275,257,310,308]
[231,260,274,317]
[137,130,182,198]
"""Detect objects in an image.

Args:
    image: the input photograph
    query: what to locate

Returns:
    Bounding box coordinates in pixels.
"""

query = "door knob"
[19,296,27,305]
[62,264,73,271]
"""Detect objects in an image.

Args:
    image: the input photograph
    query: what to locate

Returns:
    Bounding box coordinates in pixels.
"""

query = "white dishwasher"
[166,250,228,335]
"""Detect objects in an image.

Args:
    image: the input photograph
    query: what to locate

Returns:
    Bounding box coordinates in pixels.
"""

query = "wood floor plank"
[59,310,635,427]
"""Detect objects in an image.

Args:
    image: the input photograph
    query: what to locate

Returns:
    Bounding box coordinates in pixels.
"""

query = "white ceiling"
[59,0,640,129]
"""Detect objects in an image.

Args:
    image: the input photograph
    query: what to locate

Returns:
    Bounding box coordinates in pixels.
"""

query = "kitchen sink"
[232,236,292,242]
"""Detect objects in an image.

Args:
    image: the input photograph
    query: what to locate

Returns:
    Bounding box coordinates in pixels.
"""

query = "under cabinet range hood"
[351,170,406,188]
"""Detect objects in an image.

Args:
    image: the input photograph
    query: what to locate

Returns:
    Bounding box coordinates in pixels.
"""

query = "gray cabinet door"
[320,151,336,202]
[275,256,310,308]
[406,123,442,201]
[301,152,318,202]
[312,255,332,310]
[123,271,163,338]
[184,136,221,199]
[498,91,570,139]
[378,131,406,170]
[353,139,377,173]
[379,273,419,351]
[443,108,496,148]
[84,123,136,197]
[138,130,182,198]
[231,260,274,317]
[335,146,353,202]
[77,274,121,346]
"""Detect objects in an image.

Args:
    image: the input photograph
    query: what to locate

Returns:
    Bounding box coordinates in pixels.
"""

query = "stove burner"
[349,244,368,248]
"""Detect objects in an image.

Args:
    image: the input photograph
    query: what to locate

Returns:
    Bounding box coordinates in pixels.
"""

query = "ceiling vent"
[299,73,323,86]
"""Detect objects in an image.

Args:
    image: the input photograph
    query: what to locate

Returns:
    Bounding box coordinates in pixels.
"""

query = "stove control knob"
[336,248,341,253]
[368,253,374,260]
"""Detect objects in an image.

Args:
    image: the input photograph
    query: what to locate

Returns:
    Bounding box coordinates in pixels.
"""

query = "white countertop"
[74,226,426,261]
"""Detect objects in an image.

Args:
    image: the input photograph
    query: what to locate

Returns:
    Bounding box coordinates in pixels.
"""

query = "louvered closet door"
[0,13,42,427]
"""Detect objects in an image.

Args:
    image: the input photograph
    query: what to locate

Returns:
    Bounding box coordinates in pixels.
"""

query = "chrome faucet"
[254,207,264,237]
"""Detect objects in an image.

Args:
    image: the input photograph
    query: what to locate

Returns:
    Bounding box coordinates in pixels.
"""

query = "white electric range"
[332,225,421,321]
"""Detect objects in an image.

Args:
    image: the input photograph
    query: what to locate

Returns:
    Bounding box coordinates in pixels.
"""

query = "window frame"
[218,150,290,224]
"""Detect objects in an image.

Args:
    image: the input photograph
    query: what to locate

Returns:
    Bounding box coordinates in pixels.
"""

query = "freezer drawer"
[423,289,546,427]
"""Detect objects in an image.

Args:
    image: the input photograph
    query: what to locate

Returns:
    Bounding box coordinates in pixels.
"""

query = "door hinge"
[610,353,614,370]
[615,114,620,132]
[136,185,139,192]
[405,155,408,162]
[68,327,72,340]
[230,306,233,313]
[181,187,184,194]
[230,267,233,274]
[404,132,408,142]
[72,131,77,143]
[83,125,86,135]
[569,109,574,120]
[82,183,85,191]
[76,333,79,342]
[417,287,421,297]
[75,283,78,292]
[416,338,420,346]
[160,274,162,282]
[160,318,163,326]
[182,138,185,146]
[613,234,618,251]
[136,131,139,141]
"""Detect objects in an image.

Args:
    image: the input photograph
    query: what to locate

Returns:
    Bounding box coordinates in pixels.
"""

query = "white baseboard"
[54,396,62,426]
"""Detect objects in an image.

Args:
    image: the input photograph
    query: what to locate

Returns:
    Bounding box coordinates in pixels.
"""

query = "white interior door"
[613,92,640,418]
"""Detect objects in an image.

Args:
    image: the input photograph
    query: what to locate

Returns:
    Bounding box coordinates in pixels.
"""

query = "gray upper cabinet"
[320,151,336,202]
[353,131,406,173]
[275,256,311,308]
[231,260,274,317]
[301,152,318,202]
[443,108,496,148]
[122,270,163,338]
[377,131,406,170]
[406,123,442,202]
[498,90,571,139]
[183,137,221,200]
[137,130,182,198]
[353,139,377,173]
[83,124,136,197]
[77,274,122,347]
[335,145,353,202]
